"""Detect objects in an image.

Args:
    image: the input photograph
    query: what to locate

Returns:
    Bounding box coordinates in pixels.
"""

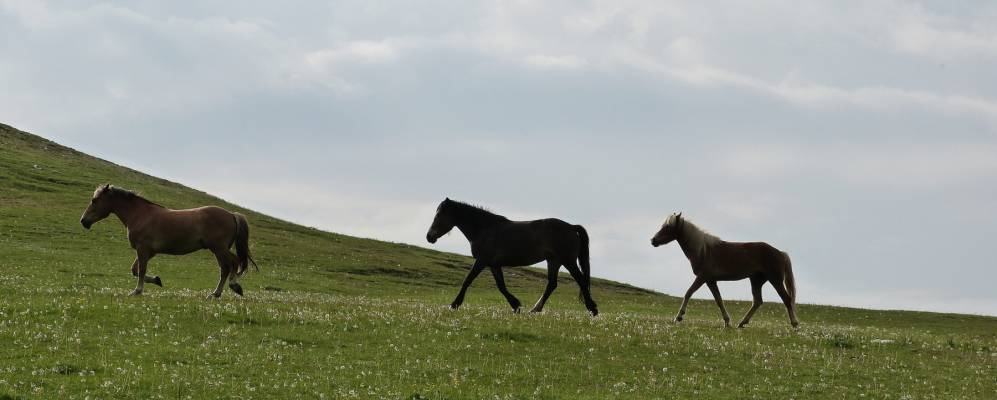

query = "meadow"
[1,123,995,399]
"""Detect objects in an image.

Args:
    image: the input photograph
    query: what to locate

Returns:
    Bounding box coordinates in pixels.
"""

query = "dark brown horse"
[79,184,257,298]
[651,213,798,328]
[426,198,598,315]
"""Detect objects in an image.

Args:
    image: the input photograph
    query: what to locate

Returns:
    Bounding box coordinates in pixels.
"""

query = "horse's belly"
[472,234,546,267]
[492,254,545,267]
[713,271,753,281]
[152,237,204,255]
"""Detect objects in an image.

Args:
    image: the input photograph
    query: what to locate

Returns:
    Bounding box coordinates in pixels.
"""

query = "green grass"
[1,122,995,399]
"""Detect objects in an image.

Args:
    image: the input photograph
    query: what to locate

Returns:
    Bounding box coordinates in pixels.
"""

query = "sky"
[2,0,996,316]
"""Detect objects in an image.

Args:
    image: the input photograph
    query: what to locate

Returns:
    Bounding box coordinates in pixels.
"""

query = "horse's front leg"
[490,266,521,313]
[450,262,486,309]
[675,276,705,322]
[130,258,162,287]
[705,281,731,327]
[129,252,154,296]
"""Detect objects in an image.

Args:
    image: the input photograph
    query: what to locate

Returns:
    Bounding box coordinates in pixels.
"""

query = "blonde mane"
[666,213,720,255]
[94,184,163,208]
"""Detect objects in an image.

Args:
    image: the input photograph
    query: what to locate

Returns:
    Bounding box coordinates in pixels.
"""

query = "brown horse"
[426,198,598,315]
[651,213,798,328]
[79,184,257,298]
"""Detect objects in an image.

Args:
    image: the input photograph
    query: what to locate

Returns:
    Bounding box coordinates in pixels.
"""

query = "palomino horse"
[651,213,798,328]
[79,184,258,298]
[426,198,598,315]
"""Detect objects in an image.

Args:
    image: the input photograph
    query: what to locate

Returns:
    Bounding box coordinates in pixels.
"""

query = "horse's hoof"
[529,308,542,314]
[512,307,521,314]
[589,309,599,317]
[791,322,800,329]
[152,276,163,287]
[229,283,244,296]
[206,293,221,300]
[128,290,142,297]
[448,304,459,310]
[674,316,683,322]
[737,323,748,329]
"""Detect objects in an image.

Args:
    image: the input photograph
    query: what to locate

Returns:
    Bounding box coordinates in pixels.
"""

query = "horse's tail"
[233,213,259,276]
[782,251,796,306]
[574,225,591,303]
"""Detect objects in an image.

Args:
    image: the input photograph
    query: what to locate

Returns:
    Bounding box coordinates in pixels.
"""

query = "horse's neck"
[113,198,158,228]
[455,216,505,242]
[455,222,486,242]
[676,234,700,263]
[676,221,713,263]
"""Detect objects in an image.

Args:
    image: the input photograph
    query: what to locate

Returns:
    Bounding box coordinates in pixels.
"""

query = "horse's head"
[80,184,114,230]
[426,198,456,243]
[651,212,682,247]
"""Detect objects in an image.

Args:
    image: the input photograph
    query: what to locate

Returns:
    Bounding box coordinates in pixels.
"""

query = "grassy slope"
[0,123,994,399]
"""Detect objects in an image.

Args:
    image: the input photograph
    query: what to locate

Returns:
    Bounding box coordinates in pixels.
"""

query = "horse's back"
[475,218,581,266]
[169,205,230,216]
[705,241,787,280]
[724,241,785,260]
[141,206,236,254]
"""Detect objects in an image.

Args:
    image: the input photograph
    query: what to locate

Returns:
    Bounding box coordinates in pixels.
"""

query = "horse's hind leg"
[130,258,162,287]
[705,281,731,327]
[675,276,705,322]
[490,267,521,312]
[450,261,486,310]
[737,276,765,328]
[208,250,233,299]
[770,277,800,328]
[563,260,598,316]
[223,251,244,296]
[530,261,560,313]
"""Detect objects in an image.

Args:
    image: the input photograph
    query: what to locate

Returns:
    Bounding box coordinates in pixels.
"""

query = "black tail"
[574,225,591,303]
[233,213,259,276]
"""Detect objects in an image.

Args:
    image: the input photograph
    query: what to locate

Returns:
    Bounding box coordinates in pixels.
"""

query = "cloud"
[523,54,586,70]
[889,6,997,59]
[615,49,997,123]
[305,40,401,67]
[0,2,287,129]
[290,40,405,92]
[715,142,997,188]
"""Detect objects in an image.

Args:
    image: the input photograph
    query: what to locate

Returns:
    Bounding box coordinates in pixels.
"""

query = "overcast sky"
[3,0,996,316]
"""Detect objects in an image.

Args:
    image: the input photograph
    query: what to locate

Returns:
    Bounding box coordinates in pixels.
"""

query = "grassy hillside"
[0,123,994,399]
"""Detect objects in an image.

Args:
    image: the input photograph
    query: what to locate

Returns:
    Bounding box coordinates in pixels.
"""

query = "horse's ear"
[676,212,682,220]
[444,197,451,202]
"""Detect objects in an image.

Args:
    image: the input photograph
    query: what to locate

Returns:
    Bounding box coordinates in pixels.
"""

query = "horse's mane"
[103,185,165,208]
[447,200,511,226]
[667,213,720,255]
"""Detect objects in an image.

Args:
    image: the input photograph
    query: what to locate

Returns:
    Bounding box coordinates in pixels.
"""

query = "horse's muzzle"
[427,235,437,244]
[81,219,92,230]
